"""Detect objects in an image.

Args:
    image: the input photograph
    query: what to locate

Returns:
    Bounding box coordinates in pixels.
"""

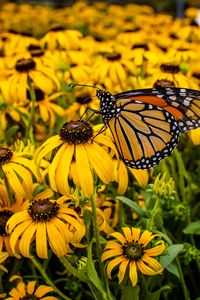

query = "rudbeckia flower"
[0,180,25,255]
[35,121,115,198]
[27,88,65,131]
[0,147,38,197]
[41,28,83,50]
[102,227,165,286]
[0,57,60,103]
[6,194,86,258]
[5,280,57,300]
[148,63,198,89]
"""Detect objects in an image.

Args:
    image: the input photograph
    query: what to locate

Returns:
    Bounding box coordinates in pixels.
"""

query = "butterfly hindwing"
[108,100,181,169]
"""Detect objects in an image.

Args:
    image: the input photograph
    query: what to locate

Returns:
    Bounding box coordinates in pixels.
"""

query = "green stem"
[26,79,36,143]
[31,257,71,300]
[90,188,104,278]
[147,197,160,230]
[139,274,149,300]
[59,256,88,283]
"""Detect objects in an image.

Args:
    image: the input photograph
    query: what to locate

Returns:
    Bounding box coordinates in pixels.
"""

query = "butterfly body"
[96,87,200,169]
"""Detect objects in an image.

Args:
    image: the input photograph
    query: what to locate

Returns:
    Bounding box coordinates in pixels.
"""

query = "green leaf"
[149,285,171,300]
[120,285,140,300]
[159,244,184,268]
[165,261,180,278]
[116,196,143,215]
[183,221,200,235]
[86,242,107,297]
[5,125,19,140]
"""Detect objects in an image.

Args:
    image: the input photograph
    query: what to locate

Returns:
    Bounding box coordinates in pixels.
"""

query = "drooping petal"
[129,261,138,287]
[137,260,162,275]
[34,285,54,297]
[106,256,127,279]
[19,222,37,257]
[118,259,129,284]
[141,254,164,272]
[138,230,158,247]
[75,144,94,197]
[35,223,48,259]
[46,222,68,256]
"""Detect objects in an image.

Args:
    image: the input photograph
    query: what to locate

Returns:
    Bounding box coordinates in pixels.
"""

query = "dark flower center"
[132,43,149,51]
[28,199,59,222]
[0,148,13,165]
[160,63,180,74]
[21,295,38,300]
[192,72,200,80]
[153,79,175,88]
[123,242,143,261]
[105,52,121,61]
[0,48,4,57]
[59,120,93,144]
[27,88,45,101]
[50,26,65,32]
[0,210,13,236]
[15,58,36,72]
[76,94,91,104]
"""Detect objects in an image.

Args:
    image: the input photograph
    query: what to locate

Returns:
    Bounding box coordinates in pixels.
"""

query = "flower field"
[0,1,200,299]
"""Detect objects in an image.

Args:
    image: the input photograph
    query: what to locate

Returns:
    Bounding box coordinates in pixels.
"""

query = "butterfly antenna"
[68,82,99,90]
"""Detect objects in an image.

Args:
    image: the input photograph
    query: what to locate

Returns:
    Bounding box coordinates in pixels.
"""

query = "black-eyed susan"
[0,57,60,103]
[0,180,25,255]
[5,280,57,300]
[6,193,86,258]
[0,146,38,197]
[41,28,83,50]
[147,62,198,89]
[27,88,65,131]
[102,227,165,287]
[35,121,115,198]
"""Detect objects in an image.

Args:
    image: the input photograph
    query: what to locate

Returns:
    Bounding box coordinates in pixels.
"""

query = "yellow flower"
[102,227,165,286]
[188,127,200,145]
[5,280,57,300]
[0,58,60,103]
[113,160,149,195]
[35,121,115,197]
[0,252,9,273]
[27,88,65,130]
[41,28,83,50]
[0,180,25,255]
[147,62,198,89]
[0,147,38,197]
[6,194,85,258]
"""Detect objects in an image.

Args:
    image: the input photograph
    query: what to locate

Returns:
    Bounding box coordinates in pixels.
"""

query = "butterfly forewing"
[108,101,180,169]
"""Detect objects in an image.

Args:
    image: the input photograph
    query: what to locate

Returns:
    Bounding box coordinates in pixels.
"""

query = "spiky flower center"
[0,148,13,165]
[160,63,180,74]
[153,79,175,88]
[15,58,36,72]
[59,120,93,144]
[21,295,38,300]
[123,242,143,261]
[76,94,91,104]
[105,52,121,61]
[0,210,13,236]
[28,199,59,222]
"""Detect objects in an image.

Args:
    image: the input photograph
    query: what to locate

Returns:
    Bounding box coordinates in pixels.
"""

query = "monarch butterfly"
[70,84,200,169]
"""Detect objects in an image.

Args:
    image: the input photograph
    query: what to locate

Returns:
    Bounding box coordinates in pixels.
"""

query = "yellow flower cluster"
[0,1,199,296]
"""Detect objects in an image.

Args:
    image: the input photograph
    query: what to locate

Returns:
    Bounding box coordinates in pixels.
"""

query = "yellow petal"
[101,249,122,262]
[118,259,129,284]
[75,144,94,197]
[129,261,138,287]
[129,169,149,188]
[122,227,132,242]
[110,232,126,244]
[106,256,126,279]
[19,222,37,257]
[142,254,163,272]
[144,241,165,256]
[46,222,68,256]
[131,228,141,242]
[36,223,48,259]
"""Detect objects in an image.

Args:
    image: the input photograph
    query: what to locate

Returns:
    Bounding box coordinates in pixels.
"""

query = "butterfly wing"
[107,88,200,169]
